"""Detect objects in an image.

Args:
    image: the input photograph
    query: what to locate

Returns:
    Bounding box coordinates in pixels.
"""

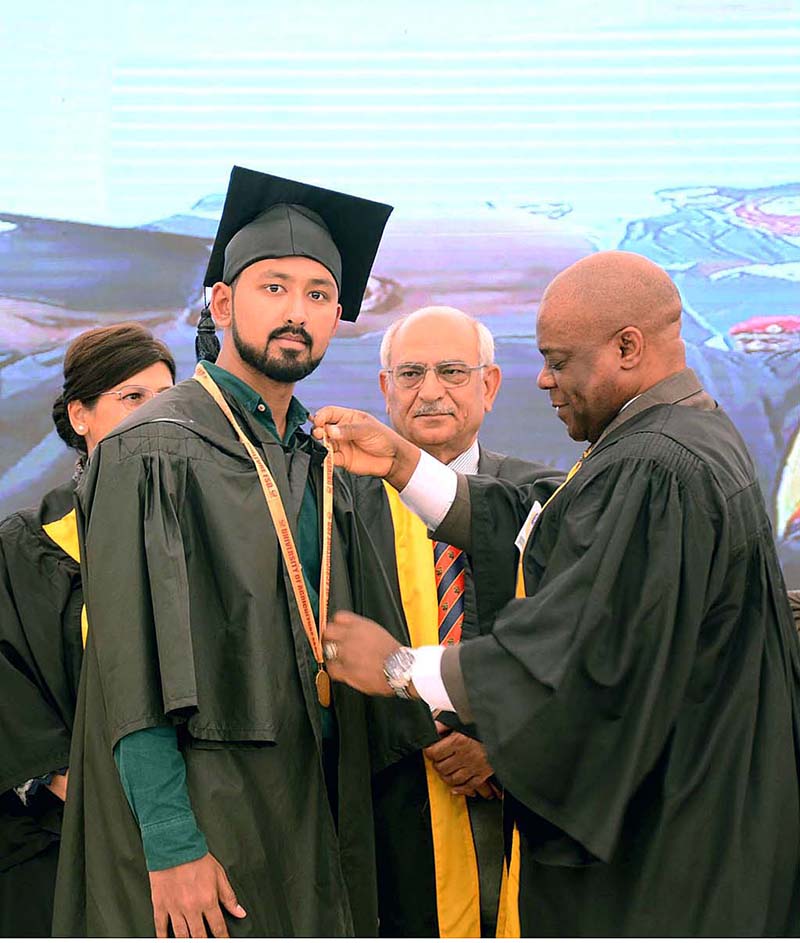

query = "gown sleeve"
[78,441,197,748]
[0,519,73,793]
[458,452,723,865]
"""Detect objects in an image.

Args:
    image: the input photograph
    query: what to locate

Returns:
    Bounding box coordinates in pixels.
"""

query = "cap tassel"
[195,304,221,363]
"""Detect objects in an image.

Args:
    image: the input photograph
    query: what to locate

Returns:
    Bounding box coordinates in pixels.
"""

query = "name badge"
[514,500,542,553]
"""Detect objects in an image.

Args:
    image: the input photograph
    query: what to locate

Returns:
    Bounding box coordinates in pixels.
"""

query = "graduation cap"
[196,167,393,361]
[206,164,392,307]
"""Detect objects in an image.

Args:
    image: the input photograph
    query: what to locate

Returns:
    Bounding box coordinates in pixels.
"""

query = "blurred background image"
[1,0,798,580]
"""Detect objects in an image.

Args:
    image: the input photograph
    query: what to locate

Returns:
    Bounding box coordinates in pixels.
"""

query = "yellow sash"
[495,827,521,938]
[384,482,482,938]
[43,509,89,649]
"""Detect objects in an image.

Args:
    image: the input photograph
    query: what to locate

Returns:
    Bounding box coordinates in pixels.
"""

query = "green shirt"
[114,363,327,871]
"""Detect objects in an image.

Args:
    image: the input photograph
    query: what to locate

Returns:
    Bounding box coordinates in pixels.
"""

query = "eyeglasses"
[385,361,487,390]
[96,386,162,411]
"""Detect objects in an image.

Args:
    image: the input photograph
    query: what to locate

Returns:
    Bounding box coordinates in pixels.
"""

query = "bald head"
[536,252,686,444]
[379,305,502,463]
[540,251,683,344]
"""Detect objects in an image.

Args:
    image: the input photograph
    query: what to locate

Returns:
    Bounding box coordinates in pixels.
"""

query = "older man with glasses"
[351,305,561,938]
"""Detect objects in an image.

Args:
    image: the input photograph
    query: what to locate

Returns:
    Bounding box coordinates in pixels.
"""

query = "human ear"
[67,399,89,437]
[210,282,233,328]
[379,370,392,415]
[482,364,502,412]
[618,327,644,369]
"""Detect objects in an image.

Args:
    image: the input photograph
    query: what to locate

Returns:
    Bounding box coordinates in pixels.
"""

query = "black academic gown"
[51,379,433,938]
[353,448,562,938]
[0,481,83,937]
[445,386,800,936]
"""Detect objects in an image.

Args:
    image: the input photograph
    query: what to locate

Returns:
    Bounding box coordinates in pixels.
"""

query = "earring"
[76,425,86,434]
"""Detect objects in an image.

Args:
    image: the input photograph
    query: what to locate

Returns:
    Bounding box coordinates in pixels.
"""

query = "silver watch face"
[386,647,415,676]
[384,647,415,697]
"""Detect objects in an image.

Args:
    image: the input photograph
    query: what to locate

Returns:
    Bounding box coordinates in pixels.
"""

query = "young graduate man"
[313,251,800,936]
[52,167,433,938]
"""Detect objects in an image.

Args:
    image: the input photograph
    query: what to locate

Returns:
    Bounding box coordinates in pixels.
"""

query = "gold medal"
[315,667,331,708]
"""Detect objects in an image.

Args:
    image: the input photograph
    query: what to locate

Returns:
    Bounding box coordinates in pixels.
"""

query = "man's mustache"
[268,325,313,347]
[414,402,455,417]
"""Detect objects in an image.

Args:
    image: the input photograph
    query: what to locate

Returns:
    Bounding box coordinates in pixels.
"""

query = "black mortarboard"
[203,166,393,322]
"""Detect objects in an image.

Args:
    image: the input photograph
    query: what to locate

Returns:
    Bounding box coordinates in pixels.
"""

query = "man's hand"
[424,721,501,799]
[148,852,246,938]
[324,611,402,696]
[312,406,421,489]
[46,770,69,802]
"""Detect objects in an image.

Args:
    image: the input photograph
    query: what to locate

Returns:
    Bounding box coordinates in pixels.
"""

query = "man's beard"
[231,315,323,383]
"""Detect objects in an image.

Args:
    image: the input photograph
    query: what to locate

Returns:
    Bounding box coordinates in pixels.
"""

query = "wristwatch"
[383,647,416,699]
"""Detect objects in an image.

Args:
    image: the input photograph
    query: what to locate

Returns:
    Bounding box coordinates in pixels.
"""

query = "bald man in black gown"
[312,251,800,937]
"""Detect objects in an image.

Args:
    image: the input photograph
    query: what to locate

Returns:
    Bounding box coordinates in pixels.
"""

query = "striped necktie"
[434,541,466,645]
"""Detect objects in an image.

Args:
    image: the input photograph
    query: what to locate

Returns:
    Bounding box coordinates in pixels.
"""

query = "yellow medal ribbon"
[193,364,334,706]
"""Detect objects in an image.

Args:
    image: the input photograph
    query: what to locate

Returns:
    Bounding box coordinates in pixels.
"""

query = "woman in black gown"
[0,323,175,936]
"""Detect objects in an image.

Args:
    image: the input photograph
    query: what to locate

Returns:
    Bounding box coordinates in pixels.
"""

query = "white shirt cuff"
[411,645,454,712]
[399,449,458,530]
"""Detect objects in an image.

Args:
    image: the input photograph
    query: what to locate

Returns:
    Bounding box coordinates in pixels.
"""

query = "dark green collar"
[199,360,310,445]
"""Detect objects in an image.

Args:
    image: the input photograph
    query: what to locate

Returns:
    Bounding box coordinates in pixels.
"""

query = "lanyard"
[193,364,334,707]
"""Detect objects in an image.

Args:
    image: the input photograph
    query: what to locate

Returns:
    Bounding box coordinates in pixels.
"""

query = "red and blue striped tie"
[434,541,465,645]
